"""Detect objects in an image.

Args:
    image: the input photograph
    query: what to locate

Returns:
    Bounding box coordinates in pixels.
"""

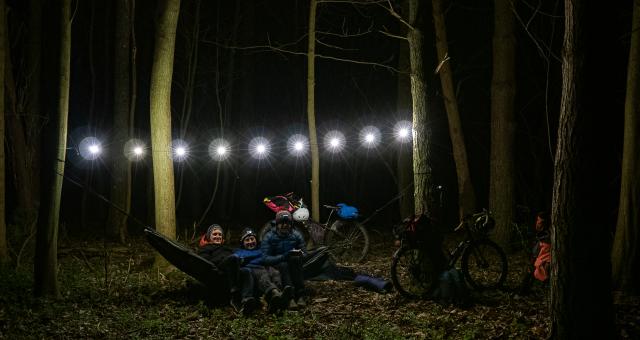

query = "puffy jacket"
[260,229,306,265]
[233,247,264,267]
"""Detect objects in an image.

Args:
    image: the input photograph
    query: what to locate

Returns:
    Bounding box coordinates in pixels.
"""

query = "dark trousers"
[276,255,305,297]
[220,256,255,300]
[250,266,282,295]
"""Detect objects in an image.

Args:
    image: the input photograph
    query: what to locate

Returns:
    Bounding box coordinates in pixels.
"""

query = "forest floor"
[1,231,638,339]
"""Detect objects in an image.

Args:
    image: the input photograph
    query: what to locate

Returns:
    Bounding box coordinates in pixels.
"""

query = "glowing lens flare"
[208,138,231,161]
[172,139,189,161]
[359,126,381,148]
[394,120,413,142]
[324,130,345,152]
[79,137,103,160]
[249,137,271,159]
[287,134,309,156]
[124,139,146,161]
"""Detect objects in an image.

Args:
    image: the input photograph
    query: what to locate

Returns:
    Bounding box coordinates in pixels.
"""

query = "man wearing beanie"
[261,210,309,308]
[197,224,258,316]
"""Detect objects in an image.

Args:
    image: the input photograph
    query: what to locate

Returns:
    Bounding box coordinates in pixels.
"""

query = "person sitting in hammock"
[197,224,258,315]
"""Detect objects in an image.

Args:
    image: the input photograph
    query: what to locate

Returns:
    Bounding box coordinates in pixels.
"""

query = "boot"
[267,288,284,314]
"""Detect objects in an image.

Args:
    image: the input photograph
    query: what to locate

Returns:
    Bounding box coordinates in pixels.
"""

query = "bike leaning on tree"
[390,209,508,299]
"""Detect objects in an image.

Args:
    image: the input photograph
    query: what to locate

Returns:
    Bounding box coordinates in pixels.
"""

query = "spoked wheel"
[390,247,438,299]
[461,239,508,290]
[324,220,369,263]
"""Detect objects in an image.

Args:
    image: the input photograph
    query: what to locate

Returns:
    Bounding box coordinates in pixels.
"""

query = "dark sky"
[5,0,630,236]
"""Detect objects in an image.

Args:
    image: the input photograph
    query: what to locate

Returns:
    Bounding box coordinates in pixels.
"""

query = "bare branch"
[379,30,407,41]
[316,38,359,51]
[376,0,412,30]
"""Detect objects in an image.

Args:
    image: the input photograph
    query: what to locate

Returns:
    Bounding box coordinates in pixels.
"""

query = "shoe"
[267,289,284,314]
[281,286,294,303]
[230,297,242,313]
[288,298,299,310]
[295,295,307,308]
[240,297,259,316]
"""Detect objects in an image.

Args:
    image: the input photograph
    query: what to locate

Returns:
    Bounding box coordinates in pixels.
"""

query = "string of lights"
[75,120,413,161]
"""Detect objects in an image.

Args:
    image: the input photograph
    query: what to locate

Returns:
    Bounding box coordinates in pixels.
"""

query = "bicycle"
[259,193,370,263]
[390,209,508,299]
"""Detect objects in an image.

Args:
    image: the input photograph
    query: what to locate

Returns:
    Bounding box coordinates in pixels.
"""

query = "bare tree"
[34,0,72,298]
[149,0,180,268]
[550,0,614,337]
[0,0,7,264]
[611,0,640,295]
[432,0,475,218]
[307,0,321,221]
[489,0,517,248]
[107,0,134,243]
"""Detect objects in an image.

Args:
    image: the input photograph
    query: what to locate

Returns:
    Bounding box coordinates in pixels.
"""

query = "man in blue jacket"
[261,210,308,308]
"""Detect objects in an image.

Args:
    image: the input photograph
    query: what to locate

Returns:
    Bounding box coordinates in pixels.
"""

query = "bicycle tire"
[324,220,369,263]
[390,246,438,299]
[461,239,508,290]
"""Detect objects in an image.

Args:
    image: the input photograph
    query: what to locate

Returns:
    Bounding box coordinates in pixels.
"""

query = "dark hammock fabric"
[145,230,388,300]
[144,227,229,303]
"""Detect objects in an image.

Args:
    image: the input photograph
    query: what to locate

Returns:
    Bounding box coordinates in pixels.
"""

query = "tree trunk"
[396,35,414,219]
[432,0,476,219]
[149,0,180,267]
[408,0,432,216]
[489,0,516,248]
[0,0,7,264]
[4,0,42,231]
[550,0,614,337]
[611,0,640,295]
[107,0,133,243]
[34,0,71,298]
[307,0,320,221]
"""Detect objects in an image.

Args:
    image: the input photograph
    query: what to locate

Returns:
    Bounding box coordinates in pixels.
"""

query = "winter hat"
[206,224,224,240]
[240,228,257,243]
[275,210,292,223]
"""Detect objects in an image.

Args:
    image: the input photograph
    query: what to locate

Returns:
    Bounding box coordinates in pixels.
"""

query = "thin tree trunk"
[149,0,180,266]
[489,0,516,248]
[408,0,433,216]
[307,0,320,221]
[0,0,7,264]
[432,0,475,218]
[107,0,132,243]
[550,0,614,337]
[396,22,413,219]
[611,0,640,295]
[34,0,71,298]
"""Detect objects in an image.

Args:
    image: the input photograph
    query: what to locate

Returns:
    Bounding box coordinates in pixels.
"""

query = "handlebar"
[323,204,340,210]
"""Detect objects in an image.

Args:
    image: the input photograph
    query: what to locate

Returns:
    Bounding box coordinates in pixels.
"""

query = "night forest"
[1,0,639,339]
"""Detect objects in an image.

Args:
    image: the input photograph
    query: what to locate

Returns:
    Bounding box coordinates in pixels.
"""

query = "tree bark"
[611,0,640,295]
[307,0,320,221]
[34,0,71,298]
[408,0,433,216]
[489,0,517,248]
[432,0,476,219]
[396,22,414,219]
[149,0,180,266]
[107,0,133,243]
[0,0,7,264]
[550,0,614,337]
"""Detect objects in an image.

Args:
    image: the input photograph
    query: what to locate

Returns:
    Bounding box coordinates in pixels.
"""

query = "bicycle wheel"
[324,220,369,263]
[461,239,508,290]
[390,246,438,299]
